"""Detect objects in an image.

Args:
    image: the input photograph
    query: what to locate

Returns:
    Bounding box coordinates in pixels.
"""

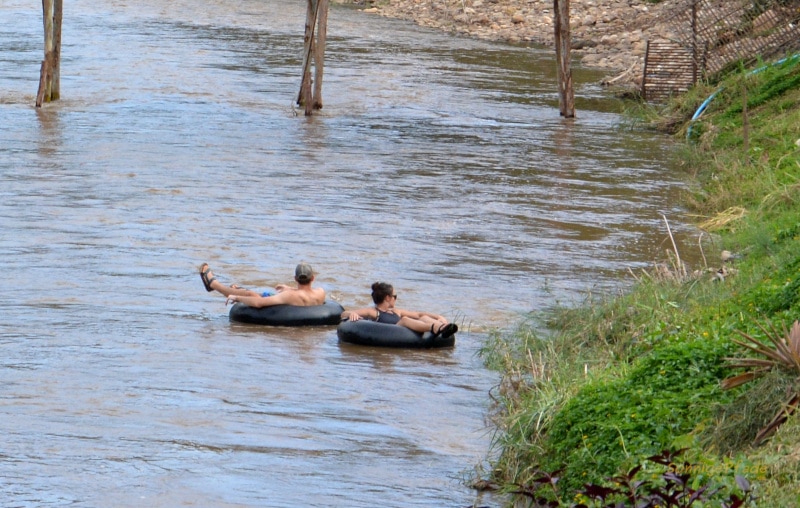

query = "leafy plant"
[721,319,800,443]
[576,449,756,507]
[505,449,757,507]
[538,336,733,492]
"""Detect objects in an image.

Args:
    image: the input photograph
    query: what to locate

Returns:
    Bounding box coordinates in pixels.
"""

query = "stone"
[370,0,683,80]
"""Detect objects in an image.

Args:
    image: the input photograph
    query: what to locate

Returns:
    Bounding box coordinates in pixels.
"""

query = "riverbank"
[356,0,683,85]
[479,53,800,505]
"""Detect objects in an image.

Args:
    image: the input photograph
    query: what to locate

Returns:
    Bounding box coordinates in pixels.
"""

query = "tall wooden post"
[36,0,62,107]
[297,0,329,116]
[312,0,329,111]
[691,0,698,83]
[553,0,574,118]
[298,0,317,113]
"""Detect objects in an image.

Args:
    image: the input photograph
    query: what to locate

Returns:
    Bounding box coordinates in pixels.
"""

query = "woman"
[341,282,458,337]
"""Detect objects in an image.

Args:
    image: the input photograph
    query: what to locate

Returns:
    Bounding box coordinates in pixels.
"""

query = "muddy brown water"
[0,0,698,506]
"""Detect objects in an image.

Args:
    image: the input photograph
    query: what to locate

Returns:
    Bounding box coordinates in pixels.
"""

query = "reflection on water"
[0,0,697,506]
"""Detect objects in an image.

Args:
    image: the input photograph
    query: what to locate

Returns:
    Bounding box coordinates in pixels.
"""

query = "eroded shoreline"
[355,0,682,85]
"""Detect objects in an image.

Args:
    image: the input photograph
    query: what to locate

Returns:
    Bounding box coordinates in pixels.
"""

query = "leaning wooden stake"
[553,0,575,118]
[297,0,329,116]
[742,81,749,156]
[36,0,62,107]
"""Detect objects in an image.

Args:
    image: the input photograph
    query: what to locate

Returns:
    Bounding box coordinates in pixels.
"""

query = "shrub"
[540,337,734,492]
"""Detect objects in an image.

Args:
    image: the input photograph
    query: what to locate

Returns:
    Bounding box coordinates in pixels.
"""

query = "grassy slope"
[480,53,800,505]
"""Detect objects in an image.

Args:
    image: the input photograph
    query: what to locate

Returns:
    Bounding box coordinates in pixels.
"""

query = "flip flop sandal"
[200,264,217,292]
[432,323,458,338]
[440,323,458,338]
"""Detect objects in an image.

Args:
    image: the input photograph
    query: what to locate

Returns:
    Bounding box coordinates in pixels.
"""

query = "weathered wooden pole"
[691,0,698,83]
[298,0,318,113]
[312,0,329,111]
[742,81,749,156]
[553,0,575,118]
[36,0,62,107]
[297,0,329,116]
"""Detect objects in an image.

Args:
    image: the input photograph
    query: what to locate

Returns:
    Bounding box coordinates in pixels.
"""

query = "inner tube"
[229,301,344,327]
[337,319,455,348]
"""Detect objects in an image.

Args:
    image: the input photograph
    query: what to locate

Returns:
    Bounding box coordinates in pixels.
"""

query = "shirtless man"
[199,262,325,307]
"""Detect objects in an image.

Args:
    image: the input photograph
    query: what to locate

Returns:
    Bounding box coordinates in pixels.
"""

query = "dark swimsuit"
[375,308,401,325]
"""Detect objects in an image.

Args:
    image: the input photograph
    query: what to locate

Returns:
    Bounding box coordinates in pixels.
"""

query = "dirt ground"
[356,0,684,86]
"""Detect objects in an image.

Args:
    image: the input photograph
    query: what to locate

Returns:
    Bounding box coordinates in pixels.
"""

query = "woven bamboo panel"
[642,0,800,102]
[642,40,697,102]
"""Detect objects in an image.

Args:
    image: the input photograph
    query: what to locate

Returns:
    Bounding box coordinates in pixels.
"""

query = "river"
[0,0,695,506]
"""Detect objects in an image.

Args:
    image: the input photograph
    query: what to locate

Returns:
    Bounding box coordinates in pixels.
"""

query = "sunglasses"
[391,294,398,299]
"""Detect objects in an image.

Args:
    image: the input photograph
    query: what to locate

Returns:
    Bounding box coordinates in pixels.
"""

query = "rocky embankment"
[360,0,684,85]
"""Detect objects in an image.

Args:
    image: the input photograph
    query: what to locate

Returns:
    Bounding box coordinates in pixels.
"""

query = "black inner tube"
[337,319,455,348]
[229,301,344,327]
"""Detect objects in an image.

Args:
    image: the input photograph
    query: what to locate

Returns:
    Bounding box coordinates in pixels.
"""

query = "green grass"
[477,50,800,506]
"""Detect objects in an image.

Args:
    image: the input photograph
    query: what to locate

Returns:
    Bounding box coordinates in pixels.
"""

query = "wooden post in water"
[312,0,329,111]
[297,0,329,116]
[553,0,574,118]
[36,0,62,107]
[298,0,317,113]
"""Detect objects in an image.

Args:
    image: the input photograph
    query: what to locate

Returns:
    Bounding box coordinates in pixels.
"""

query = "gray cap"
[295,262,314,284]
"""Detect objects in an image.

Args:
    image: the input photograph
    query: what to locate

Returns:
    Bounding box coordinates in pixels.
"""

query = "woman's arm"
[341,307,377,321]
